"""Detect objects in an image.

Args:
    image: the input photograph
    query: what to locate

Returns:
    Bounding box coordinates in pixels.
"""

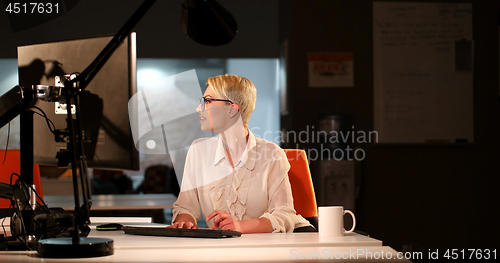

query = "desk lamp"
[0,0,237,257]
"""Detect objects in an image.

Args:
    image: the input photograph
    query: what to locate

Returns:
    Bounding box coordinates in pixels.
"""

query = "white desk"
[101,246,409,262]
[91,226,382,249]
[0,247,410,262]
[43,194,176,210]
[0,226,411,262]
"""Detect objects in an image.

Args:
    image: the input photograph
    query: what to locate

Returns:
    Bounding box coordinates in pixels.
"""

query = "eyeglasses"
[199,97,233,111]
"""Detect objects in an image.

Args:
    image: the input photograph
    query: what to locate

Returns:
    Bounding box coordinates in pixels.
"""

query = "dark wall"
[0,0,278,58]
[281,0,500,252]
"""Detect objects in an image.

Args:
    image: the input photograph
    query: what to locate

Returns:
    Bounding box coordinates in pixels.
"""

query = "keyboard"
[122,226,242,238]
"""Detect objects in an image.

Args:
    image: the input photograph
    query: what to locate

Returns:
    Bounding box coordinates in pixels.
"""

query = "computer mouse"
[96,223,124,231]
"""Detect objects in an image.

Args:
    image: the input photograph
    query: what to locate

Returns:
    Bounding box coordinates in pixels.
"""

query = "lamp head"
[181,0,238,46]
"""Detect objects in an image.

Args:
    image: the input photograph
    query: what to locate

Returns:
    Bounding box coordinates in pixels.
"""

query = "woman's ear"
[229,104,239,118]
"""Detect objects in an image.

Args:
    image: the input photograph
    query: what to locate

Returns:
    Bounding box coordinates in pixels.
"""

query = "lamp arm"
[74,0,157,91]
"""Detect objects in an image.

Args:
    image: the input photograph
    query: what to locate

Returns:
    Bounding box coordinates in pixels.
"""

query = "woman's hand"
[206,210,241,232]
[168,214,198,229]
[167,221,198,229]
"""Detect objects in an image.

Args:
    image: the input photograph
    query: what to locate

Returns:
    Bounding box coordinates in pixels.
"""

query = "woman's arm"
[171,187,202,228]
[171,143,202,228]
[258,146,297,233]
[206,210,273,233]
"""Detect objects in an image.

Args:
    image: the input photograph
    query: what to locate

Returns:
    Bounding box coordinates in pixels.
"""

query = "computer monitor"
[17,33,139,171]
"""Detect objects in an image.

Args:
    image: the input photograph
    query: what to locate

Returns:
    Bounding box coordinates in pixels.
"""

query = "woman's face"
[196,85,234,133]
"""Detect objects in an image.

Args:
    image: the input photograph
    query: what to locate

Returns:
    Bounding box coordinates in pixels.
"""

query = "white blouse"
[172,131,311,233]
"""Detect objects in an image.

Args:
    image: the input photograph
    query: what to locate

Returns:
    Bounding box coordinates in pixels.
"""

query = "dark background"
[0,0,499,254]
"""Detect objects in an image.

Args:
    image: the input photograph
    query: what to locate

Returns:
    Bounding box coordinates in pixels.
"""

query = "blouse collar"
[213,131,257,171]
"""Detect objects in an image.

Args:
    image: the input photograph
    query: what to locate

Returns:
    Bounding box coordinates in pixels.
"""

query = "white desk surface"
[43,194,176,210]
[90,227,382,249]
[0,246,410,262]
[0,228,410,262]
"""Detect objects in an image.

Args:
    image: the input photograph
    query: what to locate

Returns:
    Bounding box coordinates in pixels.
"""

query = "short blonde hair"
[207,74,257,127]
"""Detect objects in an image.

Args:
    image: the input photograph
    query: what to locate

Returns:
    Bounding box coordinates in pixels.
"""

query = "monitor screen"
[17,33,139,171]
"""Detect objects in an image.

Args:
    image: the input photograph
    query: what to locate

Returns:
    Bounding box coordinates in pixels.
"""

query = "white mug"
[318,206,356,237]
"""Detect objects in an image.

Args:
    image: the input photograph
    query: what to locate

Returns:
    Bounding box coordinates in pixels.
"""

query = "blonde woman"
[170,74,312,233]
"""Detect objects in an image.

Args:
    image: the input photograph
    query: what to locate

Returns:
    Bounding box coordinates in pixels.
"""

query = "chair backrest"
[284,149,318,218]
[0,149,43,209]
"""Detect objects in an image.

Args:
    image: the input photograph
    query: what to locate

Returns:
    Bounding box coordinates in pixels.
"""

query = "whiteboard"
[373,2,473,143]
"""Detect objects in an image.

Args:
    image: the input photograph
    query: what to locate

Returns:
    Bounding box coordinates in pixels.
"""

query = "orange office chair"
[284,149,318,230]
[0,149,43,209]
